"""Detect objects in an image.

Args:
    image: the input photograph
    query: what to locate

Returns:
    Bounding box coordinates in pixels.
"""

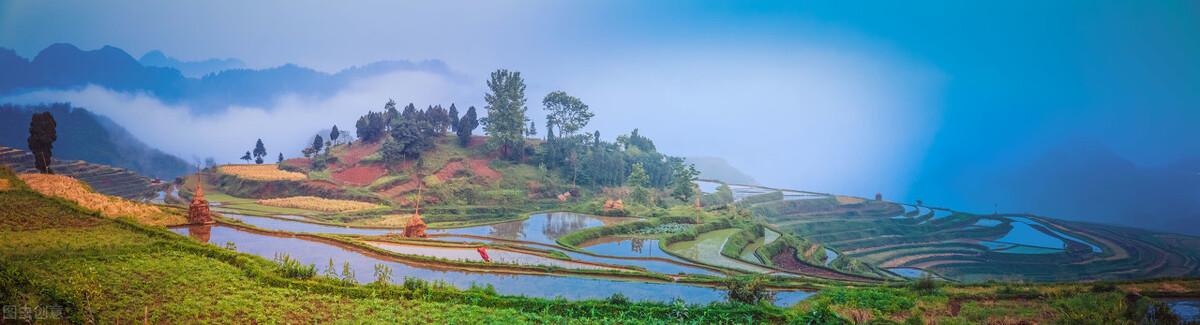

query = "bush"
[723,275,775,305]
[910,274,939,295]
[273,253,316,279]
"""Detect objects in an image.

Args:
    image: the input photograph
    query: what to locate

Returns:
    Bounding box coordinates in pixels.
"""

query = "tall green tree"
[528,121,537,137]
[384,100,399,130]
[277,153,284,163]
[670,160,700,202]
[542,91,593,136]
[253,139,267,164]
[627,162,650,188]
[481,69,528,160]
[457,106,479,147]
[448,103,460,133]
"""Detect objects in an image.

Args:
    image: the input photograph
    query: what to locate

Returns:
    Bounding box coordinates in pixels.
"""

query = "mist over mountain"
[138,50,245,78]
[956,140,1200,235]
[0,43,462,114]
[686,157,759,185]
[0,103,193,179]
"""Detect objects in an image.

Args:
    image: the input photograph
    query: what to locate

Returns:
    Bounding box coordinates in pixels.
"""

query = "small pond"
[1164,299,1199,322]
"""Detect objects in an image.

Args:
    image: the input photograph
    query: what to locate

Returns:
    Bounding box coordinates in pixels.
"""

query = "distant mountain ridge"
[138,50,245,78]
[686,156,759,185]
[0,103,193,179]
[0,43,461,113]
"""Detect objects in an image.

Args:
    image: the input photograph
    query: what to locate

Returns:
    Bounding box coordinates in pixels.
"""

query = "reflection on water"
[170,224,806,305]
[186,224,212,243]
[823,248,838,266]
[440,235,721,276]
[430,212,630,245]
[221,213,394,236]
[887,267,929,278]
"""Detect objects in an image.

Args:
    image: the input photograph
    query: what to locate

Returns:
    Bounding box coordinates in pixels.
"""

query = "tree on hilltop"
[481,69,528,160]
[330,125,340,146]
[253,139,267,164]
[457,106,479,147]
[542,91,592,137]
[448,104,460,133]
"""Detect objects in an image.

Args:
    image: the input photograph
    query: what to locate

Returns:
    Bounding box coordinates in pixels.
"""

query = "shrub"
[273,253,316,279]
[723,275,775,304]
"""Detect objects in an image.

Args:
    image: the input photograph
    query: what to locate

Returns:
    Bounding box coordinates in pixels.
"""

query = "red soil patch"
[332,165,387,186]
[770,246,878,282]
[466,136,487,148]
[466,159,501,181]
[337,141,383,166]
[281,158,310,169]
[434,161,466,181]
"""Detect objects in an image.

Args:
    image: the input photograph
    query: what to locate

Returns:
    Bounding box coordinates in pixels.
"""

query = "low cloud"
[1,70,478,164]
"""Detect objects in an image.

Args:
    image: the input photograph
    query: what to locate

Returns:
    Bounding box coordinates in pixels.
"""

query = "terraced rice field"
[730,183,1200,282]
[18,173,186,226]
[666,228,775,273]
[0,146,162,199]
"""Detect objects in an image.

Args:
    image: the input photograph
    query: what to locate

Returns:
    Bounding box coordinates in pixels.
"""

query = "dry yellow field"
[0,179,10,191]
[256,196,379,213]
[218,164,307,181]
[360,214,412,227]
[835,195,865,205]
[18,174,187,226]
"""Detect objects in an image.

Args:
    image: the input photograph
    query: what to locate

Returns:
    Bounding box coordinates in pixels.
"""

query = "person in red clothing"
[476,247,491,262]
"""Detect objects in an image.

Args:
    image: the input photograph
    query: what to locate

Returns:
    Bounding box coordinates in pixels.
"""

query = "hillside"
[687,156,759,185]
[0,103,193,179]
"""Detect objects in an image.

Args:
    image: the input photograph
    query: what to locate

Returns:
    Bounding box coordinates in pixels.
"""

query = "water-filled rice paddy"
[666,228,775,273]
[170,224,810,305]
[430,212,633,245]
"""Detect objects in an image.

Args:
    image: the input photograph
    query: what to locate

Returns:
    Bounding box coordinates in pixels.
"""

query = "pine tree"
[277,153,284,163]
[528,121,537,137]
[457,106,479,147]
[253,139,267,164]
[330,125,340,145]
[448,103,460,132]
[312,134,324,155]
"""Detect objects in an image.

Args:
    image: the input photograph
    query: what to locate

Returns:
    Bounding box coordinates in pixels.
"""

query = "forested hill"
[0,103,193,179]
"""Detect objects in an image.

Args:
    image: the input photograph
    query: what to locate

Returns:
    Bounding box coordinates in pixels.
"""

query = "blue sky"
[1,0,1198,221]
